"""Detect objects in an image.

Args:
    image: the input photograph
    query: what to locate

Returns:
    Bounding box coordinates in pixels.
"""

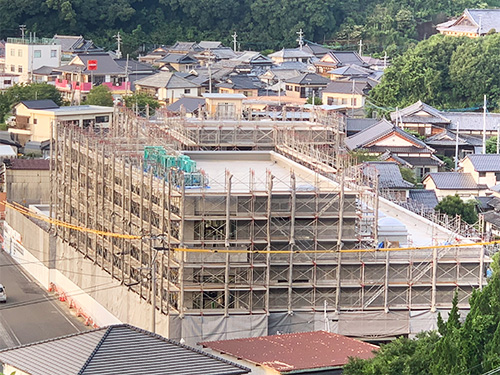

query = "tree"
[486,136,499,154]
[306,96,322,105]
[434,194,477,224]
[123,92,160,116]
[84,85,113,107]
[399,166,416,184]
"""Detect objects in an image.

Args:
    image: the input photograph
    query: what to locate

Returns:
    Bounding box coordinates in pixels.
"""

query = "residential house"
[195,48,238,66]
[284,73,330,99]
[157,53,199,72]
[202,93,245,119]
[361,55,388,71]
[259,69,302,87]
[232,51,273,71]
[302,43,332,58]
[31,66,60,83]
[345,119,444,179]
[138,46,169,65]
[0,40,5,72]
[314,51,366,76]
[407,189,439,211]
[168,41,203,54]
[436,9,500,37]
[363,161,414,200]
[424,129,479,159]
[134,72,201,105]
[54,53,129,102]
[217,75,261,97]
[5,37,61,83]
[0,324,250,375]
[328,64,381,82]
[268,48,314,64]
[392,100,500,138]
[11,100,113,144]
[200,331,378,375]
[52,34,103,62]
[167,96,205,117]
[322,80,372,108]
[423,172,487,200]
[114,59,157,92]
[0,73,19,90]
[460,154,500,188]
[198,41,224,49]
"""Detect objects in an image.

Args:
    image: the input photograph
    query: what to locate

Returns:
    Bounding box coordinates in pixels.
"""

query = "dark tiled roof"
[346,118,379,133]
[397,155,444,167]
[19,100,59,110]
[323,80,370,95]
[216,75,261,90]
[167,97,205,113]
[0,324,250,375]
[425,130,480,147]
[445,112,500,132]
[158,53,198,64]
[200,331,378,372]
[56,53,125,75]
[135,72,200,89]
[465,154,500,172]
[323,51,366,66]
[424,172,483,190]
[285,73,330,85]
[409,189,439,210]
[390,100,450,124]
[363,162,414,189]
[482,210,500,228]
[4,159,50,170]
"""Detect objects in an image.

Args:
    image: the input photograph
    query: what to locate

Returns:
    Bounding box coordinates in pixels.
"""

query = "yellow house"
[11,100,113,144]
[322,80,370,108]
[460,154,500,188]
[423,172,487,200]
[202,93,245,119]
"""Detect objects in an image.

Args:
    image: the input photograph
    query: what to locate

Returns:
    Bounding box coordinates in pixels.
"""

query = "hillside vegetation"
[0,0,493,54]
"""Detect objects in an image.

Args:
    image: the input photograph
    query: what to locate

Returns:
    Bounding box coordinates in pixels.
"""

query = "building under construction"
[45,107,488,342]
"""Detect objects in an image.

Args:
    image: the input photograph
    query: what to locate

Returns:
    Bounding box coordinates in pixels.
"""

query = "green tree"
[84,85,114,107]
[486,136,499,154]
[399,166,416,184]
[434,194,478,224]
[306,96,322,105]
[124,92,160,116]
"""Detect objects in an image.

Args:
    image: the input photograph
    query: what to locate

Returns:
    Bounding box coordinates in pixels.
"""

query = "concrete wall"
[6,169,51,204]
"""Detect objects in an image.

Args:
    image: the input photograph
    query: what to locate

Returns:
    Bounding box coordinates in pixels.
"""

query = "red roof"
[200,331,378,372]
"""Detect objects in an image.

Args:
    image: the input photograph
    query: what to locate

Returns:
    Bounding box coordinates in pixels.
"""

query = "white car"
[0,284,6,303]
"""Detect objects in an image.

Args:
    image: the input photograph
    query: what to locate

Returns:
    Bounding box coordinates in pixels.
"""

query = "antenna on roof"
[19,24,26,40]
[358,39,363,55]
[114,31,122,59]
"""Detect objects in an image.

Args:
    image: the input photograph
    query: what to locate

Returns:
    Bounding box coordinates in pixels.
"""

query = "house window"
[10,49,15,56]
[18,49,22,57]
[51,50,57,58]
[33,119,37,124]
[496,172,500,181]
[4,80,11,85]
[95,116,109,123]
[341,98,347,104]
[479,172,486,177]
[18,65,23,73]
[34,50,41,58]
[184,88,190,94]
[10,65,15,72]
[351,97,357,106]
[294,86,300,92]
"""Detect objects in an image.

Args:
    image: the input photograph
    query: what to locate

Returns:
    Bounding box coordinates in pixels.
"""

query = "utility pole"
[19,24,26,40]
[383,51,387,69]
[455,121,460,170]
[207,49,213,93]
[296,29,304,50]
[358,39,363,56]
[232,32,238,52]
[115,32,122,59]
[483,95,487,154]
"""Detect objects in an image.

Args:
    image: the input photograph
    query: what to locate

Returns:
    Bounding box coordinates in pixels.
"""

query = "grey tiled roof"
[324,51,366,66]
[0,324,250,375]
[445,112,500,132]
[323,80,370,95]
[167,97,205,113]
[390,100,450,124]
[285,73,330,85]
[464,154,500,172]
[346,118,379,133]
[409,189,439,210]
[345,119,393,150]
[363,162,414,189]
[425,172,483,190]
[135,72,200,89]
[482,210,500,228]
[158,53,198,64]
[268,48,314,59]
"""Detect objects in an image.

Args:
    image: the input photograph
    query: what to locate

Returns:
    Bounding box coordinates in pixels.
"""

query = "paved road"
[0,250,88,349]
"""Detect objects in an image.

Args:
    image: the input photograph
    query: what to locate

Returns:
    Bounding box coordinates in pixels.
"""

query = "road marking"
[44,294,81,332]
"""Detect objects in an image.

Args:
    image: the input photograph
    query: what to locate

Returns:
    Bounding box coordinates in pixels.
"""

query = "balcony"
[101,81,131,92]
[72,81,92,92]
[55,79,71,91]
